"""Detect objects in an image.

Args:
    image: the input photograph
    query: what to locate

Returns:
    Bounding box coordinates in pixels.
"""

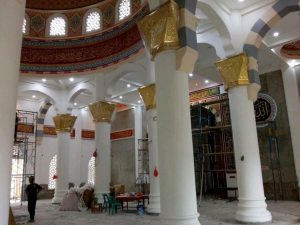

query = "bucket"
[136,203,144,215]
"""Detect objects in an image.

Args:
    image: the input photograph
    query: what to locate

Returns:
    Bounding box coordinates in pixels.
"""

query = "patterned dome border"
[25,0,142,38]
[26,0,105,11]
[280,39,300,59]
[20,6,148,75]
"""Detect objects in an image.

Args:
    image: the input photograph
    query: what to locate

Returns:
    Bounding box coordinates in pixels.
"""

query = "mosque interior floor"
[11,199,300,225]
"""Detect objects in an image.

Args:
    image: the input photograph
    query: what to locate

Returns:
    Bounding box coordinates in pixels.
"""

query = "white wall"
[16,99,96,187]
[16,97,144,189]
[16,99,39,112]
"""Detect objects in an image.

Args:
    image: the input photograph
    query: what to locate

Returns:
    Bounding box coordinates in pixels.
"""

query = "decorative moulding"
[53,114,77,133]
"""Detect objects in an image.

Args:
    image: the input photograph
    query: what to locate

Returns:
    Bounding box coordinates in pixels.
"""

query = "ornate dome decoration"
[280,40,300,59]
[21,5,148,75]
[25,0,142,38]
[26,0,105,10]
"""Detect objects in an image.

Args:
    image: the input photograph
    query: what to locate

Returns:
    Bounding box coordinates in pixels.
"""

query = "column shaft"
[0,0,25,223]
[94,122,111,198]
[52,132,70,203]
[92,75,113,200]
[155,51,200,225]
[134,106,143,178]
[282,66,300,198]
[228,86,271,222]
[146,108,160,214]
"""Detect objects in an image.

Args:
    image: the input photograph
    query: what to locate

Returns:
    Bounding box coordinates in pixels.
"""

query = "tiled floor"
[12,199,300,225]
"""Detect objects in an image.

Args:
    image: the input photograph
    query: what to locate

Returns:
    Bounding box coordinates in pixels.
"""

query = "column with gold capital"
[138,1,200,225]
[52,114,77,204]
[139,84,160,214]
[89,101,115,200]
[215,54,272,223]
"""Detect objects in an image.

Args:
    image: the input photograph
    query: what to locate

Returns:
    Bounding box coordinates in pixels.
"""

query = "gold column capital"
[214,53,250,90]
[138,84,156,111]
[88,101,115,123]
[53,114,77,133]
[138,0,180,60]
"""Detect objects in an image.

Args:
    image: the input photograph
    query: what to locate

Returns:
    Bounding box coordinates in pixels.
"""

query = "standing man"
[25,176,42,223]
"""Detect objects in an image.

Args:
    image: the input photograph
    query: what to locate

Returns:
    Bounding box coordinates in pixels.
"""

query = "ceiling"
[26,0,104,10]
[18,0,300,108]
[281,40,300,59]
[218,0,275,11]
[264,12,300,69]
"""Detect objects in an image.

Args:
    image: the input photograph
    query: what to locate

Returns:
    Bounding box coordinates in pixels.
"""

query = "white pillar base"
[236,199,272,223]
[160,213,200,225]
[146,194,160,214]
[52,189,68,204]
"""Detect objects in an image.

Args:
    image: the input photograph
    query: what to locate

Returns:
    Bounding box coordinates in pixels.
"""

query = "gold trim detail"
[53,114,77,133]
[89,101,115,123]
[138,0,180,60]
[138,84,156,111]
[214,53,250,90]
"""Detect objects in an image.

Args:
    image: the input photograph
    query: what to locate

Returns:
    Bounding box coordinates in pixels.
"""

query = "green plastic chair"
[102,193,110,212]
[107,196,122,215]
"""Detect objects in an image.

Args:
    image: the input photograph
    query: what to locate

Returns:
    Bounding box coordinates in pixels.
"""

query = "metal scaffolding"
[11,110,37,204]
[191,96,283,202]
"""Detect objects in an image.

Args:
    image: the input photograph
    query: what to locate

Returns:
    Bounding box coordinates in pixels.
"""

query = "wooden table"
[116,195,149,210]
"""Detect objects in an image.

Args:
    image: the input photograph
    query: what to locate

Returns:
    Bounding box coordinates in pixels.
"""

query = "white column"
[70,108,82,187]
[52,132,70,203]
[134,106,143,178]
[140,61,161,214]
[155,51,200,225]
[228,86,272,223]
[94,122,111,198]
[282,66,300,198]
[93,74,112,200]
[146,108,160,214]
[0,0,25,223]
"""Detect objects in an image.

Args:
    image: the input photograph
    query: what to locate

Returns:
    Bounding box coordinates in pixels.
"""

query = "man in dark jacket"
[25,176,42,223]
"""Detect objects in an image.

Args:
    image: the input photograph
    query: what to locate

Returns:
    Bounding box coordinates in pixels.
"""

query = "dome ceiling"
[20,6,148,75]
[26,0,105,10]
[281,40,300,59]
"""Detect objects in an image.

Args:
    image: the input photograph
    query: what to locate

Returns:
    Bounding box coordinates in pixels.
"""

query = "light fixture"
[32,95,36,98]
[289,59,297,67]
[189,73,193,77]
[74,102,77,106]
[42,78,47,82]
[119,96,123,99]
[238,0,245,2]
[205,80,209,84]
[127,84,131,88]
[69,77,74,82]
[84,106,89,110]
[138,100,141,103]
[273,32,279,37]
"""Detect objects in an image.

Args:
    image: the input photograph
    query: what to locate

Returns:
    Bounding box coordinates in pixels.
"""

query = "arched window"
[87,157,96,185]
[84,9,102,33]
[22,18,27,34]
[117,0,131,22]
[22,14,29,35]
[48,16,67,36]
[48,155,57,189]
